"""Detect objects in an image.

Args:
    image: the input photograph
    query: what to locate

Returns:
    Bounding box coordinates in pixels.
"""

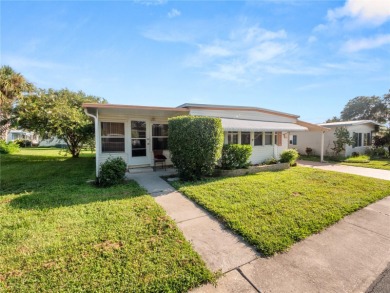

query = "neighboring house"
[6,129,39,145]
[83,103,328,175]
[290,120,380,157]
[38,137,67,148]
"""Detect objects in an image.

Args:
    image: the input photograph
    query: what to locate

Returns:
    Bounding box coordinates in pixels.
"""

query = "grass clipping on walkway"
[0,148,213,292]
[173,167,390,256]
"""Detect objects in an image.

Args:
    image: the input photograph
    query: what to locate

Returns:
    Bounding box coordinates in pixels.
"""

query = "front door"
[130,120,150,165]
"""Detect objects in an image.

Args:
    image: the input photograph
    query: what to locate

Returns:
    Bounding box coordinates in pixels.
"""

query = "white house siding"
[291,123,376,157]
[224,131,289,164]
[189,109,296,123]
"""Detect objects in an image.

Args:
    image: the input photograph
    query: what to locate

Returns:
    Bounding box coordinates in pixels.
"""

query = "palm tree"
[0,65,34,140]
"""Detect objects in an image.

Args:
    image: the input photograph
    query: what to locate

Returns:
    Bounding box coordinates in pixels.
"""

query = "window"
[227,132,238,144]
[254,132,263,146]
[265,132,273,145]
[152,124,168,150]
[241,132,251,145]
[290,135,297,146]
[131,121,147,157]
[367,133,371,146]
[275,132,282,146]
[101,122,125,152]
[353,132,358,147]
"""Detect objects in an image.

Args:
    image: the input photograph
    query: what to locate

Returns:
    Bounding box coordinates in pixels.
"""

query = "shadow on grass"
[9,181,146,210]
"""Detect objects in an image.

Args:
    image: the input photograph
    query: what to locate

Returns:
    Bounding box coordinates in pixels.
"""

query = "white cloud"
[342,34,390,52]
[167,8,181,18]
[307,36,317,43]
[133,0,166,6]
[327,0,390,25]
[198,44,232,57]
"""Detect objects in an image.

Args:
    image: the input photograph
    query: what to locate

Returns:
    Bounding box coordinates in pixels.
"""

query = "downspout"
[84,108,99,177]
[320,131,325,163]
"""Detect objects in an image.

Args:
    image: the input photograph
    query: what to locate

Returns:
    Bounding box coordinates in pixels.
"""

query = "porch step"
[127,167,154,174]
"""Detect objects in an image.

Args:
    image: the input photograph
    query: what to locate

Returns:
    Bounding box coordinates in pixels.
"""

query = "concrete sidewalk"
[128,169,390,293]
[298,160,390,181]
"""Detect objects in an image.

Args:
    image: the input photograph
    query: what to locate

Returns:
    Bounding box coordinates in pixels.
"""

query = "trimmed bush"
[96,157,127,187]
[0,140,20,154]
[280,149,299,166]
[221,144,252,170]
[168,116,224,180]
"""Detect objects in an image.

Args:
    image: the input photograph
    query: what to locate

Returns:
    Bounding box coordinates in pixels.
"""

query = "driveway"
[298,160,390,181]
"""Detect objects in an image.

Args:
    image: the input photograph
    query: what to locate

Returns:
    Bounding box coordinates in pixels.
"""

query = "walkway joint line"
[177,215,208,224]
[344,220,390,240]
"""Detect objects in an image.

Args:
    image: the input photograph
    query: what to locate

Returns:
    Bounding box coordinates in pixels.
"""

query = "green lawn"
[0,148,213,292]
[341,158,390,171]
[172,167,390,256]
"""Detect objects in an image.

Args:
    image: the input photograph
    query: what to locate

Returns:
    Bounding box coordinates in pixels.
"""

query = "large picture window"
[152,124,168,150]
[101,122,125,152]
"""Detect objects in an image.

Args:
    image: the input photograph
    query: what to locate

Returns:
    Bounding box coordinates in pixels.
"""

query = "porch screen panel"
[265,132,273,145]
[131,121,147,157]
[152,124,168,150]
[101,122,125,152]
[227,132,238,144]
[241,132,250,145]
[254,132,263,146]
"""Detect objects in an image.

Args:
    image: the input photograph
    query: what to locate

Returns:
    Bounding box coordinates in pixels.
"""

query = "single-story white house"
[83,103,329,175]
[6,129,39,145]
[290,120,381,157]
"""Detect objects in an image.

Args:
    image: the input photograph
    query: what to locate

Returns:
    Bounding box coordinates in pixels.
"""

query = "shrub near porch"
[172,167,390,256]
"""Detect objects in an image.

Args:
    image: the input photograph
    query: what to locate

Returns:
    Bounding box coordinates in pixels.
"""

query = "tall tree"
[325,116,341,123]
[15,89,106,157]
[340,96,387,123]
[0,66,34,139]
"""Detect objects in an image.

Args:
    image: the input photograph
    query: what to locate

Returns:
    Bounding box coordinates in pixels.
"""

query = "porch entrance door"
[130,120,150,165]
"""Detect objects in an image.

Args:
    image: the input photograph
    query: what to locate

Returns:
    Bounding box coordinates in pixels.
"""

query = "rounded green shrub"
[0,140,20,154]
[168,116,224,181]
[280,149,299,166]
[96,157,127,187]
[221,144,252,170]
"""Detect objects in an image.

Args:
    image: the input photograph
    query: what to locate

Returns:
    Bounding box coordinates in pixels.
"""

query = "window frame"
[152,124,169,151]
[227,131,238,144]
[264,132,273,146]
[101,122,125,153]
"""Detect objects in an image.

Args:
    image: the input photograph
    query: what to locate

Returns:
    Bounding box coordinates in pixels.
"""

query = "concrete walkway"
[128,168,390,293]
[298,160,390,181]
[127,169,260,290]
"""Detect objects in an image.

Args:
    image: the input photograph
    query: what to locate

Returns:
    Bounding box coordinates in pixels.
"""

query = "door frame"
[129,119,151,166]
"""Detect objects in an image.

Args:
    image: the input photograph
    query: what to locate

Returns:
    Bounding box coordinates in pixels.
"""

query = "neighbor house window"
[241,132,251,145]
[265,132,273,145]
[101,122,125,152]
[227,132,238,144]
[152,124,168,150]
[363,133,371,146]
[254,132,263,146]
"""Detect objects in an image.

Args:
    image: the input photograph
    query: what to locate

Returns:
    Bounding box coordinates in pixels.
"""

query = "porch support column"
[320,131,325,162]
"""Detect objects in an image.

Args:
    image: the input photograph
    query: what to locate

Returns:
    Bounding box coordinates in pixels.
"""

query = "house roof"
[177,103,300,119]
[221,118,308,132]
[318,120,381,127]
[82,103,189,112]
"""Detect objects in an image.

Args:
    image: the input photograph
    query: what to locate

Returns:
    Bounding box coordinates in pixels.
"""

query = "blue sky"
[2,0,390,123]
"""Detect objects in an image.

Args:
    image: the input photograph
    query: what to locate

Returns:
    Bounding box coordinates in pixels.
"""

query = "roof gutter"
[84,107,100,177]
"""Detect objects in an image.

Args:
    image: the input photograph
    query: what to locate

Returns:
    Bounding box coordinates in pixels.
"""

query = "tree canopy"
[340,96,387,124]
[0,65,34,139]
[15,88,106,157]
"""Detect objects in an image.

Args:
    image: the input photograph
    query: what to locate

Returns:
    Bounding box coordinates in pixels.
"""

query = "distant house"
[6,129,39,145]
[83,103,328,175]
[290,120,381,157]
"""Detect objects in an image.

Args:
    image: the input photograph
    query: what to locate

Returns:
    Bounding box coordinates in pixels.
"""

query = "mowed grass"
[0,148,213,292]
[172,167,390,256]
[341,158,390,171]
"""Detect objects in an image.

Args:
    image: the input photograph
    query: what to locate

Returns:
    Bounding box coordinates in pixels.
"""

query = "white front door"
[130,120,150,165]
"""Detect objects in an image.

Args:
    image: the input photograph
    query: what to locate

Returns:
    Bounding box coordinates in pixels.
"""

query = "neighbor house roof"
[177,103,300,119]
[318,120,381,127]
[221,118,308,132]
